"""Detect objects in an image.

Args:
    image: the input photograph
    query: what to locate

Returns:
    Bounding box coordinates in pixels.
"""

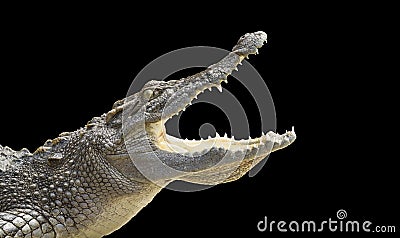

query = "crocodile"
[0,31,296,237]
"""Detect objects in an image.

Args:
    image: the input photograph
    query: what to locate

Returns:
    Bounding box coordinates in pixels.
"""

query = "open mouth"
[143,31,296,157]
[146,81,296,156]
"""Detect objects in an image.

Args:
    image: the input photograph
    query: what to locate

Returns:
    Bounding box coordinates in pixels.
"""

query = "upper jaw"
[157,73,227,122]
[152,31,268,122]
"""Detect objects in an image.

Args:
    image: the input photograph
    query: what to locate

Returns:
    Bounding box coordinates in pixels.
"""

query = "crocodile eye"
[143,89,153,99]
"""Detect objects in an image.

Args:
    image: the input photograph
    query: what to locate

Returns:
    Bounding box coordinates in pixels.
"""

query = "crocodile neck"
[1,140,162,237]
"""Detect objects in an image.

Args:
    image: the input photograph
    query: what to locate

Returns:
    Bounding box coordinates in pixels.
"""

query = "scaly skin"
[0,31,296,237]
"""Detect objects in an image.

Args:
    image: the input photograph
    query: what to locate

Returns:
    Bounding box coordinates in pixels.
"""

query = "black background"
[1,4,398,236]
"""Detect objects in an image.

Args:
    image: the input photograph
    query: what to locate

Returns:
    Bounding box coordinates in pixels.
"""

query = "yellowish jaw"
[146,120,282,155]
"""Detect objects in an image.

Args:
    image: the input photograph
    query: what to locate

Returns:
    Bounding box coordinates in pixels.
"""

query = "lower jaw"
[145,122,295,157]
[150,125,267,156]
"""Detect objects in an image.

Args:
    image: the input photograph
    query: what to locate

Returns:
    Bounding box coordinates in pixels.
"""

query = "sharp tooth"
[224,133,228,138]
[246,55,249,59]
[223,79,228,84]
[255,49,259,55]
[239,62,242,65]
[216,85,223,92]
[234,67,238,71]
[208,88,212,91]
[292,126,295,133]
[208,135,212,139]
[231,135,235,140]
[182,107,186,111]
[216,132,220,138]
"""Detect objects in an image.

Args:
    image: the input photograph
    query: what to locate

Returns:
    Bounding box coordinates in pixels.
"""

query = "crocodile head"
[103,31,296,186]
